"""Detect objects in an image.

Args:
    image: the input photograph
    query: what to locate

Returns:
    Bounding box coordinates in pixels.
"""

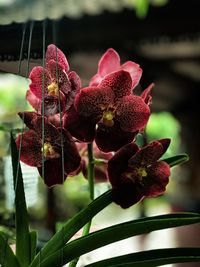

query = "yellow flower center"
[102,110,115,127]
[47,82,58,96]
[137,167,147,178]
[41,142,55,157]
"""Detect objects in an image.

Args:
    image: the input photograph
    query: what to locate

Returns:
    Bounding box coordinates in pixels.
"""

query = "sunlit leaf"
[85,247,200,267]
[34,213,200,267]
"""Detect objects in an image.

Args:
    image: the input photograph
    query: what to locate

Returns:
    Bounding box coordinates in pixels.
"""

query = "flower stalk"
[69,143,95,267]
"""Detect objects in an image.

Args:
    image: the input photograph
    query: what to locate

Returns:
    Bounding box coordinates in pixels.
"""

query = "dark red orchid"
[27,44,81,116]
[77,143,113,182]
[16,112,81,187]
[64,70,150,152]
[108,139,171,208]
[89,48,142,89]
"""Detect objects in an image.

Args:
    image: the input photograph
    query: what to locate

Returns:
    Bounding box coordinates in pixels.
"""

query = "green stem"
[87,142,95,201]
[69,143,95,267]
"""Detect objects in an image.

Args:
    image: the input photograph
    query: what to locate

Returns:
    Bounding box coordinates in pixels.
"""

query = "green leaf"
[84,248,200,267]
[29,231,37,262]
[135,0,149,18]
[35,213,200,267]
[0,231,20,267]
[163,153,189,167]
[0,125,6,131]
[10,132,30,267]
[30,190,113,267]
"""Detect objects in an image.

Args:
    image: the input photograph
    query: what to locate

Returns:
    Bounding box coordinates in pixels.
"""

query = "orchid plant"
[1,45,200,267]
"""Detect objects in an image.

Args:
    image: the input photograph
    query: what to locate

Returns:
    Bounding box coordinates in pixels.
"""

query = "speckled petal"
[112,182,144,209]
[63,106,96,142]
[16,130,42,167]
[46,44,69,71]
[144,161,170,197]
[121,61,142,89]
[75,86,114,118]
[26,89,41,112]
[29,66,51,99]
[62,129,81,175]
[95,122,137,153]
[65,71,81,110]
[38,158,66,187]
[18,111,40,129]
[99,70,132,98]
[108,142,139,187]
[68,71,81,93]
[158,138,171,155]
[47,60,71,94]
[116,95,150,132]
[129,140,164,167]
[131,139,171,167]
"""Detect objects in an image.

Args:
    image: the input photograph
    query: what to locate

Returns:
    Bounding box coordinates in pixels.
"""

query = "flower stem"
[69,143,95,267]
[87,142,95,201]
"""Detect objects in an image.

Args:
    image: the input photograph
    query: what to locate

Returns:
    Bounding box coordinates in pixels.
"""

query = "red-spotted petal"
[29,66,51,99]
[65,71,81,110]
[144,161,170,197]
[158,138,171,155]
[112,183,144,209]
[99,70,132,98]
[129,141,164,167]
[68,71,81,93]
[62,130,81,174]
[108,142,139,187]
[47,60,71,94]
[16,130,42,167]
[38,159,66,187]
[63,106,96,142]
[116,95,150,132]
[18,111,40,129]
[121,61,142,89]
[95,122,137,153]
[75,86,114,118]
[46,44,69,71]
[26,89,41,112]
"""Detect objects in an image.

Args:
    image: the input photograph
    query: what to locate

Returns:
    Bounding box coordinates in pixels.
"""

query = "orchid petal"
[116,95,150,132]
[121,61,142,89]
[46,44,69,71]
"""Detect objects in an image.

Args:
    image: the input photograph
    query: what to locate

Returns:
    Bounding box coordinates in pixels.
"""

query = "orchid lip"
[42,142,57,158]
[47,82,59,96]
[102,110,115,127]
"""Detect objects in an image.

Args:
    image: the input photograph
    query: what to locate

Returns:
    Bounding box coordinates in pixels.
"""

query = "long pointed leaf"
[0,231,20,267]
[10,132,30,266]
[30,190,113,267]
[163,153,189,167]
[85,248,200,267]
[29,231,37,262]
[35,213,200,267]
